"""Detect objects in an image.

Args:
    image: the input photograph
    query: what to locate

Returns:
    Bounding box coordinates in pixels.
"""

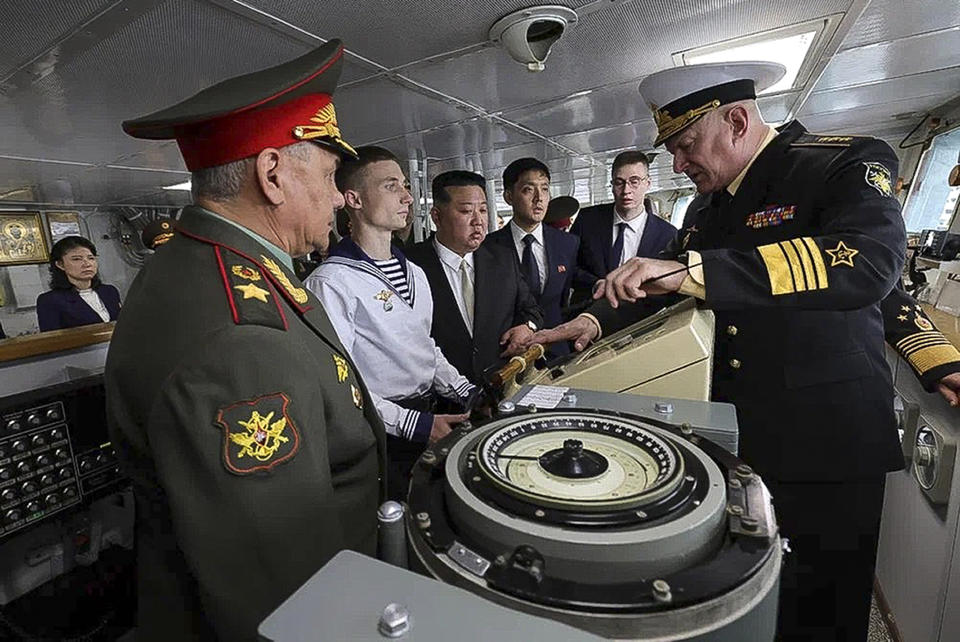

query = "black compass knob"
[538,439,609,479]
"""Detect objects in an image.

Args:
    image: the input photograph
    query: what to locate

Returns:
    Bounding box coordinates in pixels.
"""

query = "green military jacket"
[105,206,386,641]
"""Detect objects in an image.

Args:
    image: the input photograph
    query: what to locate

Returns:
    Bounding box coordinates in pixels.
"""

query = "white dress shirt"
[612,209,648,266]
[434,238,475,336]
[78,288,110,322]
[508,220,547,293]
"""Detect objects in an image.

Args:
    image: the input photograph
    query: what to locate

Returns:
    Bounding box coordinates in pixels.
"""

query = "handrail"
[0,322,114,363]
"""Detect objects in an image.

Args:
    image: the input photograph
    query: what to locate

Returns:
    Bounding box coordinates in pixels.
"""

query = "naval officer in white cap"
[531,60,912,641]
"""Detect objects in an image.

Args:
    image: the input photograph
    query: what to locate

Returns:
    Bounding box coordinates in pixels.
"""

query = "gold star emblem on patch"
[897,314,908,322]
[333,354,349,383]
[234,282,270,302]
[232,410,289,462]
[901,305,911,312]
[825,240,859,267]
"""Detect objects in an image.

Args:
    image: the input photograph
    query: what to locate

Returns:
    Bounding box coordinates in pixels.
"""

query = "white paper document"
[517,385,570,409]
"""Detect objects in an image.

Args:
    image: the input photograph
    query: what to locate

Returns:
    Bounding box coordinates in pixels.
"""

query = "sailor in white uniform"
[305,146,477,498]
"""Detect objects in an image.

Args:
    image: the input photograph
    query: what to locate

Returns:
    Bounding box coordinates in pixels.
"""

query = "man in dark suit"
[406,170,543,385]
[570,150,676,295]
[484,158,578,351]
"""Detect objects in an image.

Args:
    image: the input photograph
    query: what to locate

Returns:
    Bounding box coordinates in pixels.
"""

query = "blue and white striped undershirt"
[373,257,411,304]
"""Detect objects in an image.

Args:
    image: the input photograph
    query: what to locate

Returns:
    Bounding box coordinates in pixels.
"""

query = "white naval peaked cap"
[638,61,786,146]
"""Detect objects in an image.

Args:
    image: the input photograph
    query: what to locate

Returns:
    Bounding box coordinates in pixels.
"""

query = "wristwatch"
[526,320,539,332]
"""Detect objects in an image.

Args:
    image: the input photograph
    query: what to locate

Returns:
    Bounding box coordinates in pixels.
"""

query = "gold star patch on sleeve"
[863,162,893,198]
[214,393,300,475]
[825,240,859,267]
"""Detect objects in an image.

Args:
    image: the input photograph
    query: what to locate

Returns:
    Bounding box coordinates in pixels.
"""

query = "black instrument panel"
[0,376,124,540]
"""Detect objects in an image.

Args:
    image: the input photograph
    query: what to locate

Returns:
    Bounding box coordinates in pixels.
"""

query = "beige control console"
[514,299,715,401]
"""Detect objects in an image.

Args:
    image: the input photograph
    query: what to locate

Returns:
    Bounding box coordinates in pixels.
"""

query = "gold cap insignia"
[652,99,721,146]
[292,102,358,157]
[825,240,858,268]
[863,162,893,198]
[261,255,309,304]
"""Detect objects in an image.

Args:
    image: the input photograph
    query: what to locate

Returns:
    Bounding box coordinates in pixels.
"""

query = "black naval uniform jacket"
[105,206,386,642]
[594,121,907,483]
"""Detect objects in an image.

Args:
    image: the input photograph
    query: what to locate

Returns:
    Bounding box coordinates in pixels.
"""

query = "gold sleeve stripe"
[757,243,795,295]
[802,237,829,289]
[897,332,951,352]
[898,337,952,354]
[901,340,953,357]
[779,240,807,291]
[790,238,817,289]
[906,344,960,375]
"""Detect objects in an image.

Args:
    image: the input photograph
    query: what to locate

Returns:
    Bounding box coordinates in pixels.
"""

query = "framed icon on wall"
[0,212,49,266]
[45,211,83,247]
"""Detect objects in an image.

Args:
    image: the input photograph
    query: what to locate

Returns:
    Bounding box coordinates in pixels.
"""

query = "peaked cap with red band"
[122,39,357,171]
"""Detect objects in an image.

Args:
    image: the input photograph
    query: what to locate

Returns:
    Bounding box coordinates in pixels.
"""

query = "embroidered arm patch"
[214,393,300,475]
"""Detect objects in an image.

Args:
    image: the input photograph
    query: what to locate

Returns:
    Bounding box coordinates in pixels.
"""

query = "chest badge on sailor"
[374,289,394,311]
[214,393,300,475]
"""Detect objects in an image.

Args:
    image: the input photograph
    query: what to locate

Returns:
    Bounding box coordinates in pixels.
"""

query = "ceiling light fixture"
[162,181,192,191]
[673,15,841,94]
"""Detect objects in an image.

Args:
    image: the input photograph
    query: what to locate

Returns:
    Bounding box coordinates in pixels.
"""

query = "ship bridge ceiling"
[0,0,957,207]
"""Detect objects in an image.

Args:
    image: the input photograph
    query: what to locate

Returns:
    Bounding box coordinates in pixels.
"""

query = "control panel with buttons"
[0,376,126,541]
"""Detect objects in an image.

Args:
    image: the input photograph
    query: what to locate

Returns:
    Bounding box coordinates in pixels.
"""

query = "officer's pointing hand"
[595,258,687,308]
[937,372,960,408]
[530,316,599,352]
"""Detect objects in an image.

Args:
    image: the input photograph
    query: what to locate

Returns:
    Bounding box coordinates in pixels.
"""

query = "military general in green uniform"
[105,40,386,641]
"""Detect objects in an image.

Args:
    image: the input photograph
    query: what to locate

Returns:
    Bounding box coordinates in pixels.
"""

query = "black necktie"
[610,222,628,269]
[521,234,541,295]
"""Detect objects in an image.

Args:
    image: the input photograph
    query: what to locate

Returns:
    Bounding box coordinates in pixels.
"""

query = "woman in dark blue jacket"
[36,236,121,331]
